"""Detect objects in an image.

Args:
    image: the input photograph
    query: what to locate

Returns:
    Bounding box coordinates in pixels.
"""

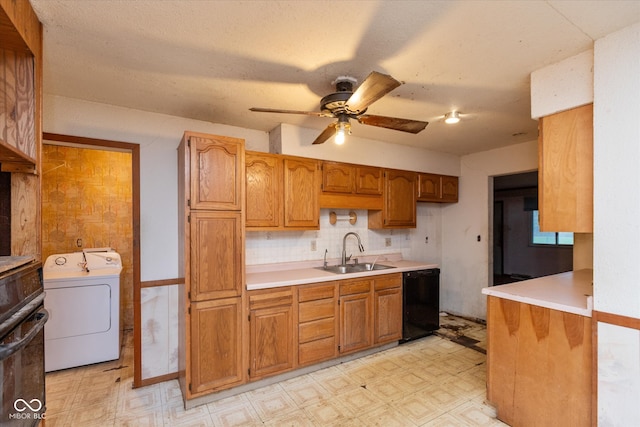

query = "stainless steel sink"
[316,263,396,274]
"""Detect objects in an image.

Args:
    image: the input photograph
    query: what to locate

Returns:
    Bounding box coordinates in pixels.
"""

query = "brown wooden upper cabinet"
[0,0,41,172]
[186,132,244,211]
[245,151,283,228]
[417,173,459,203]
[321,161,383,195]
[369,169,417,228]
[538,103,593,233]
[245,151,320,230]
[319,161,383,210]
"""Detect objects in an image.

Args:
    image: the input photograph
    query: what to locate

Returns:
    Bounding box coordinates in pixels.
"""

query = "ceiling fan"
[250,71,429,145]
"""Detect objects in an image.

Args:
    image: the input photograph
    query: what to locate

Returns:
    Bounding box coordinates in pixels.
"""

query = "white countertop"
[481,269,593,317]
[246,253,438,290]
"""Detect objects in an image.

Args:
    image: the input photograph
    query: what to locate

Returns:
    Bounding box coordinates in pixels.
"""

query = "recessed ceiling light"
[444,111,461,124]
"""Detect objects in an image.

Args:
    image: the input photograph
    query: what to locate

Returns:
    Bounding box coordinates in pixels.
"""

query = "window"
[531,210,573,245]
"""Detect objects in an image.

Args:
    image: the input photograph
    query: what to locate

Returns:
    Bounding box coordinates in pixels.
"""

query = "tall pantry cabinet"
[178,132,246,402]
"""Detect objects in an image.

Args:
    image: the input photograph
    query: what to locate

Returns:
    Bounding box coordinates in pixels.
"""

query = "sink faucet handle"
[323,249,328,269]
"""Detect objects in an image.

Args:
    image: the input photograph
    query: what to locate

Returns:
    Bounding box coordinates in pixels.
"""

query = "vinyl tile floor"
[44,315,505,426]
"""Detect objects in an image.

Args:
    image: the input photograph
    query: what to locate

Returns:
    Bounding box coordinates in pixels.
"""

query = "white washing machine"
[43,248,123,372]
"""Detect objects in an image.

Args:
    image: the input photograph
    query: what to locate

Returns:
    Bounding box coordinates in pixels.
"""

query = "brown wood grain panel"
[249,303,294,379]
[283,157,319,228]
[299,299,334,323]
[538,104,593,232]
[340,278,372,296]
[245,151,282,228]
[0,0,43,55]
[248,287,293,310]
[298,282,335,302]
[373,273,402,290]
[529,304,550,341]
[298,336,336,366]
[299,317,335,343]
[374,287,402,344]
[487,296,591,426]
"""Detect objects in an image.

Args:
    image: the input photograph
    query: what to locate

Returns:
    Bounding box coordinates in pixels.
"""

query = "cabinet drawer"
[299,336,336,366]
[298,283,336,302]
[299,299,334,323]
[374,273,402,290]
[248,288,293,310]
[299,317,335,343]
[340,279,372,296]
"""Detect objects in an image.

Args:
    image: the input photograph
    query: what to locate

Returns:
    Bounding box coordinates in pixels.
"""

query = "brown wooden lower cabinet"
[486,296,591,426]
[298,282,338,366]
[189,297,244,394]
[339,278,374,354]
[374,274,403,344]
[248,287,295,380]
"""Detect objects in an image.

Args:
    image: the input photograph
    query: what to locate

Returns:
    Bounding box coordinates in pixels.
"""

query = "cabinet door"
[374,288,403,344]
[417,173,441,201]
[441,175,459,202]
[384,169,417,227]
[339,292,372,354]
[249,304,294,379]
[188,133,244,210]
[538,104,593,232]
[322,161,354,193]
[283,157,320,228]
[355,166,383,195]
[190,297,243,394]
[190,211,243,301]
[245,152,282,228]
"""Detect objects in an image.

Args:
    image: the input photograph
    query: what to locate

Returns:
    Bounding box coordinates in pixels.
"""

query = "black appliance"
[401,268,440,343]
[0,260,48,426]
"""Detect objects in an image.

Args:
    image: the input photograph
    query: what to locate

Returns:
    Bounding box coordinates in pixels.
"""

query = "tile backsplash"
[246,209,413,265]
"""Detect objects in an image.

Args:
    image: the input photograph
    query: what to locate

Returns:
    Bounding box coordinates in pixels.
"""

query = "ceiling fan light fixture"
[334,116,351,145]
[444,111,461,124]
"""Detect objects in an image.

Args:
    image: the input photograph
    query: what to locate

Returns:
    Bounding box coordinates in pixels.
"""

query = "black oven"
[0,261,47,426]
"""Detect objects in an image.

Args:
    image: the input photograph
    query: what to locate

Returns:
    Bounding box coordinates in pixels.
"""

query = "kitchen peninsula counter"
[481,268,593,316]
[483,269,593,426]
[246,253,437,290]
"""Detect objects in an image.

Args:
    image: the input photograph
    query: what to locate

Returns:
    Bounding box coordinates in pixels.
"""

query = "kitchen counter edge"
[246,259,438,291]
[481,269,593,317]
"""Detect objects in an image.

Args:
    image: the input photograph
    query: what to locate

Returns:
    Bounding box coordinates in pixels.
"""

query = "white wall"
[593,22,640,426]
[440,140,538,320]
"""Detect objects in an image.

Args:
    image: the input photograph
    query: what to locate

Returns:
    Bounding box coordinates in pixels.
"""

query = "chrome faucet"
[342,232,364,265]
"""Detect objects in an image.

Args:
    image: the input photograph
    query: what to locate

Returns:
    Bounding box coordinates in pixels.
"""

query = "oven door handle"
[0,308,49,361]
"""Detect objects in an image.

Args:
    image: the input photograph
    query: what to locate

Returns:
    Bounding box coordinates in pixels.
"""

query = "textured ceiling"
[30,1,640,155]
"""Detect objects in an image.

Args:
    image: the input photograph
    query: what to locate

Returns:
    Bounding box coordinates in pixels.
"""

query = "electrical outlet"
[310,240,317,251]
[385,237,392,247]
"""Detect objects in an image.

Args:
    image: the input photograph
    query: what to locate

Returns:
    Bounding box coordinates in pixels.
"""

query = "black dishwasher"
[401,268,440,343]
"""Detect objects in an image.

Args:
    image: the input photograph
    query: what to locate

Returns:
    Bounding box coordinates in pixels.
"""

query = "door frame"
[42,132,142,385]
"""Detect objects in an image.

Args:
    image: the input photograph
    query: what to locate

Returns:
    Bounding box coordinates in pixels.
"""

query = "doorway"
[42,132,141,382]
[492,171,573,285]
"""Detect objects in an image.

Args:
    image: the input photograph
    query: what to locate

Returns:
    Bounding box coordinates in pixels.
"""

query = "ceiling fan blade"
[250,107,331,117]
[357,114,428,134]
[345,71,401,114]
[312,123,337,145]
